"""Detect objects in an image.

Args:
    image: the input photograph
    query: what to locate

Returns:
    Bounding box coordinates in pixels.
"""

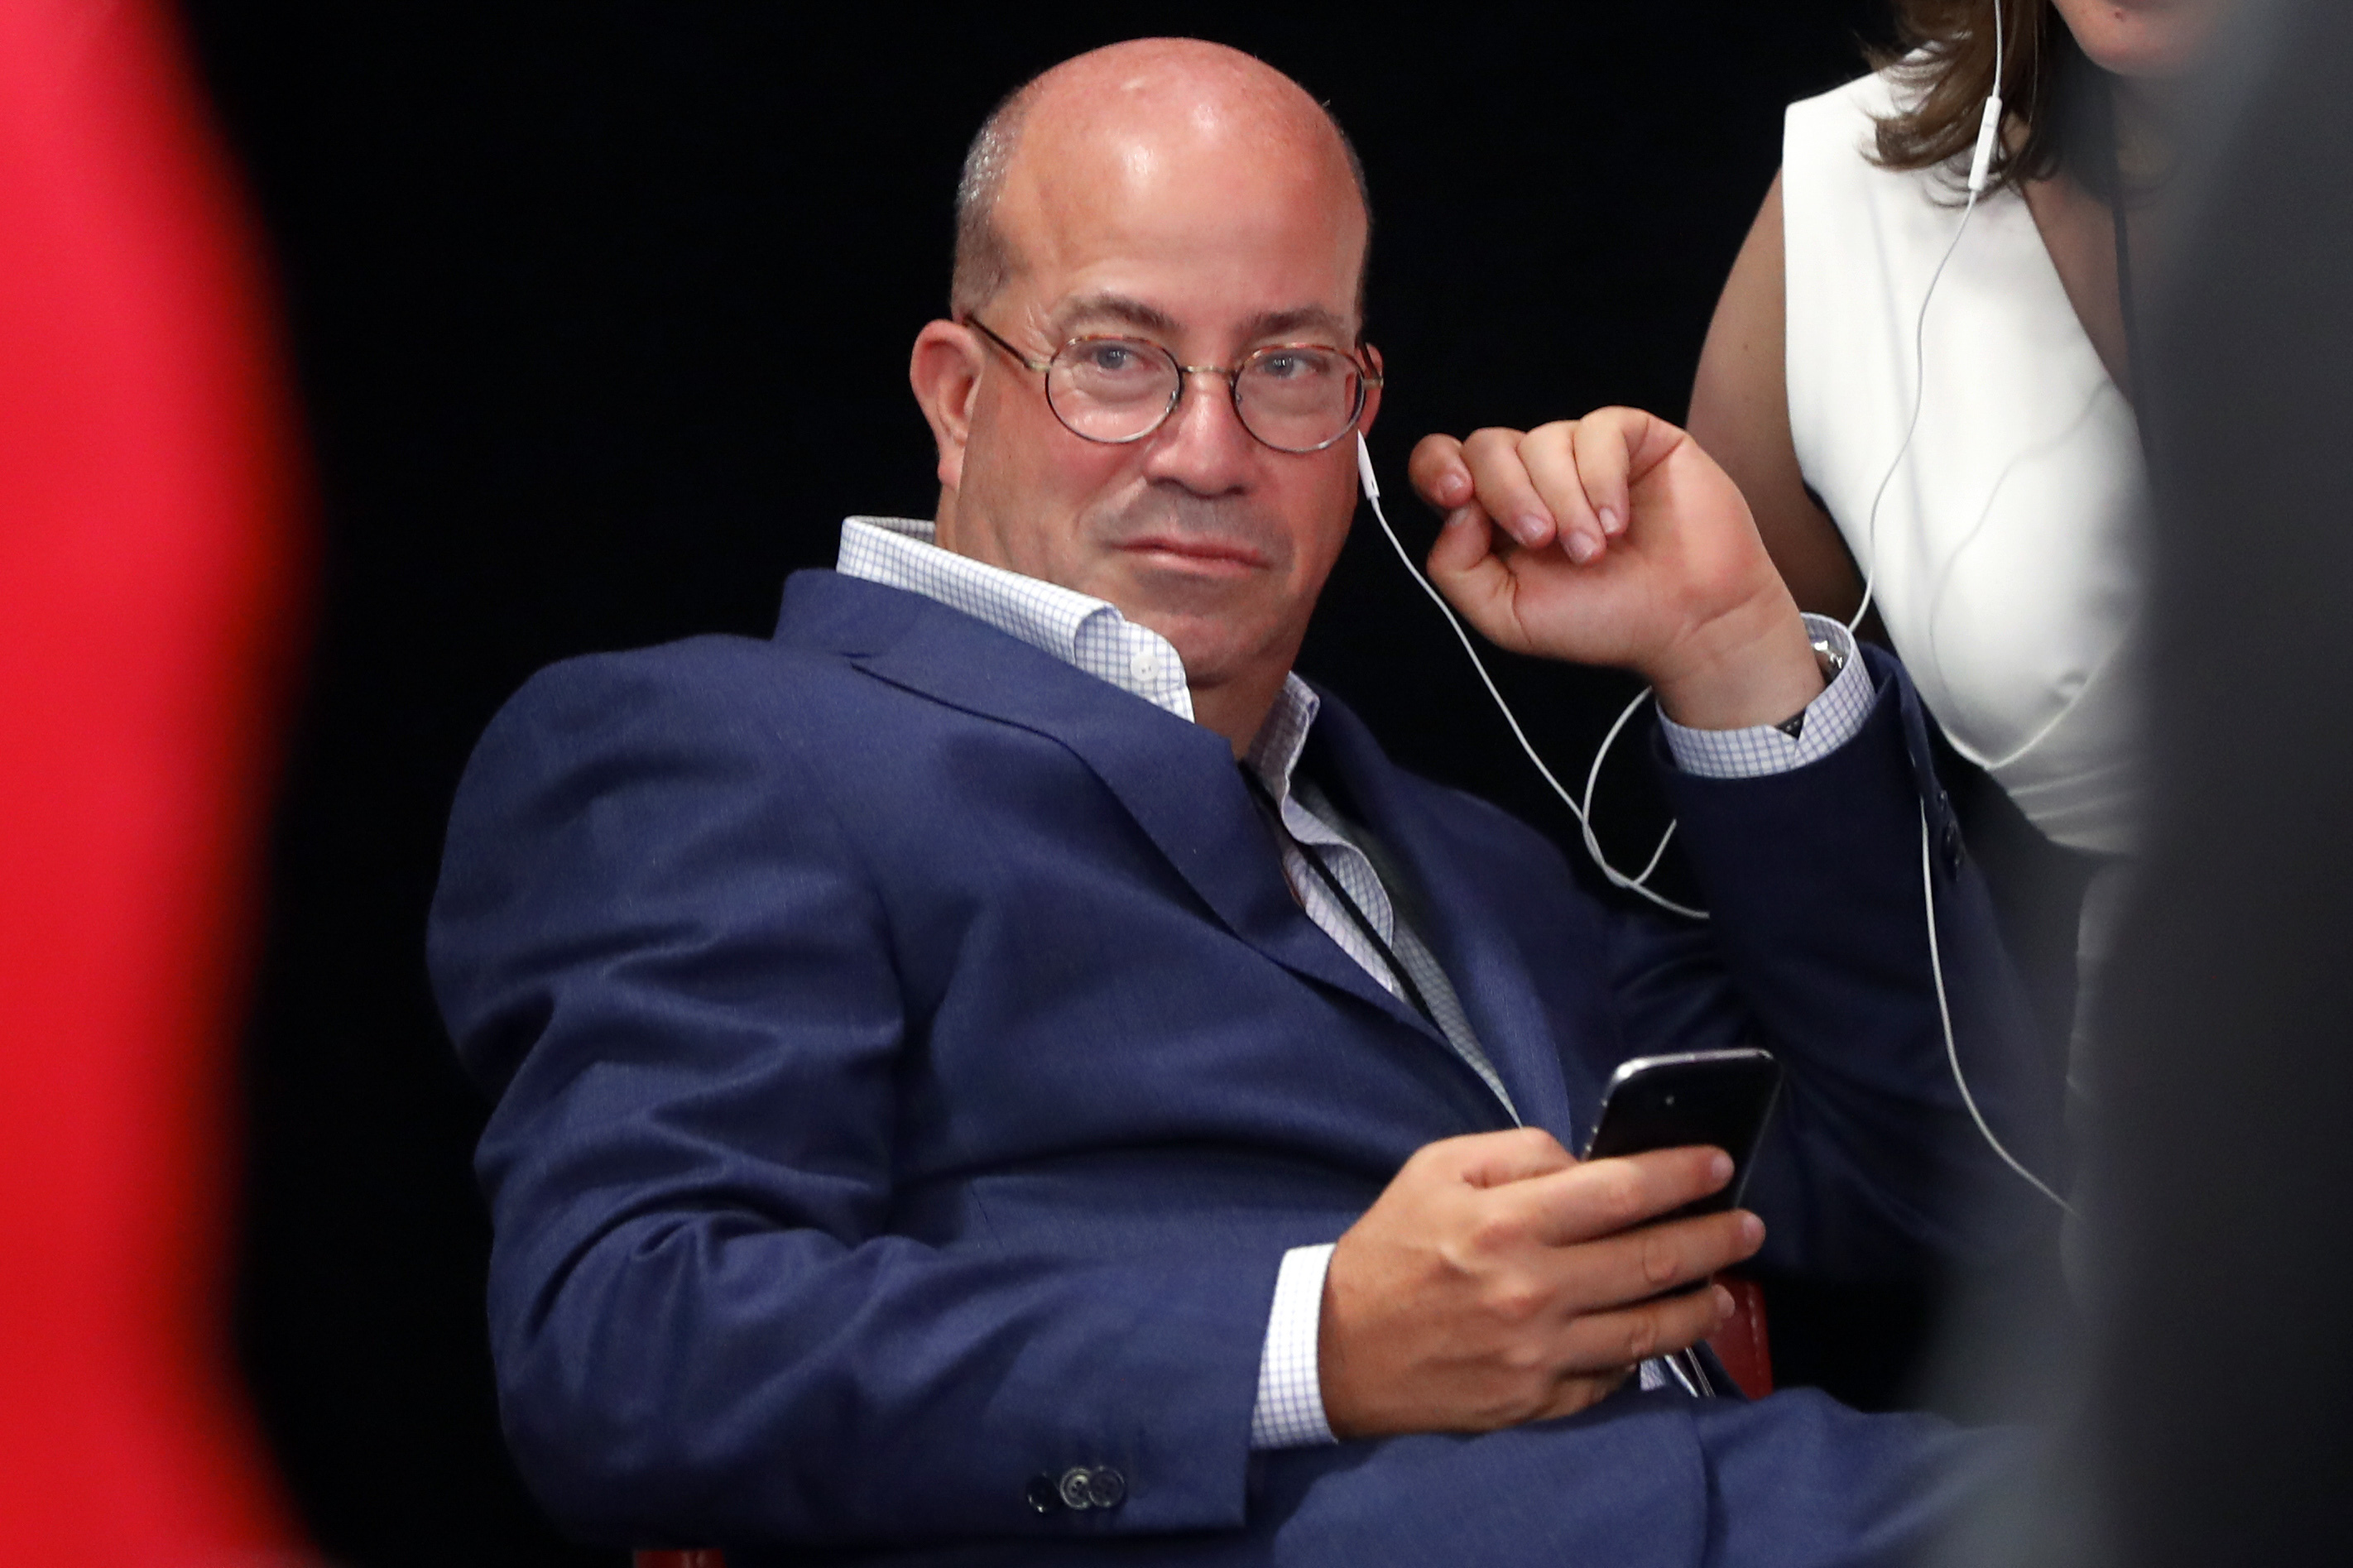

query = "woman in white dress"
[1685,0,2233,1059]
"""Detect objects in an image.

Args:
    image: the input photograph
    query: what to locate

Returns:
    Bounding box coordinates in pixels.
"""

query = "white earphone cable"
[1852,0,2004,633]
[1921,801,2077,1214]
[1355,435,1704,919]
[1847,192,1980,635]
[1860,0,2069,1213]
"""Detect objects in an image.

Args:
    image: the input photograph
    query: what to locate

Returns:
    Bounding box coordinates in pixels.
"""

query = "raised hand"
[1318,1127,1765,1438]
[1409,410,1822,731]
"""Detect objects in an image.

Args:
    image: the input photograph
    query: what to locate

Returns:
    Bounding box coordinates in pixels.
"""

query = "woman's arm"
[1686,173,1866,623]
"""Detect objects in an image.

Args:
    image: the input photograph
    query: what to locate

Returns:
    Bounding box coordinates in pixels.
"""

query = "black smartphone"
[1582,1048,1784,1223]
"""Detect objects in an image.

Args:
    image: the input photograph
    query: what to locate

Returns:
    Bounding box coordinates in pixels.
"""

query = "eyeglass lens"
[1045,338,1363,453]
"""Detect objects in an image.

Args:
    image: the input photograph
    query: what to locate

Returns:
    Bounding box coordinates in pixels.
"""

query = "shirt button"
[1128,650,1157,682]
[1059,1466,1098,1511]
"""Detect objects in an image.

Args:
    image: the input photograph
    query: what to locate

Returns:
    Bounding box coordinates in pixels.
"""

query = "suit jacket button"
[1084,1466,1126,1508]
[1059,1466,1098,1511]
[1026,1474,1064,1513]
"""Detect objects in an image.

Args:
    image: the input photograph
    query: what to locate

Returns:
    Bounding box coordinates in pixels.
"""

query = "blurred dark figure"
[2091,0,2353,1556]
[1965,0,2353,1559]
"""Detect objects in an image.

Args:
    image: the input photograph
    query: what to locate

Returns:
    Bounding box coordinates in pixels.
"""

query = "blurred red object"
[0,0,309,1560]
[1707,1273,1774,1400]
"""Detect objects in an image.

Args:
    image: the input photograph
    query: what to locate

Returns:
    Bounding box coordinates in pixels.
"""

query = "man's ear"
[1357,343,1384,439]
[910,320,985,492]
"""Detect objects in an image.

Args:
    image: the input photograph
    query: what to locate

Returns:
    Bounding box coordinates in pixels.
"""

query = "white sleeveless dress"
[1783,69,2147,861]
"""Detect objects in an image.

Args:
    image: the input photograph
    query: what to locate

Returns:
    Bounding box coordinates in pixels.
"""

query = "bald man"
[431,39,2049,1568]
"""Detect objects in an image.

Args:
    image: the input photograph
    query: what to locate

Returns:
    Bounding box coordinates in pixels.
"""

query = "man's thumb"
[1448,1126,1577,1189]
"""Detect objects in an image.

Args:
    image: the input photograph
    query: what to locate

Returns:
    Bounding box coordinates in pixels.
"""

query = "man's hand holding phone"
[1317,1126,1765,1439]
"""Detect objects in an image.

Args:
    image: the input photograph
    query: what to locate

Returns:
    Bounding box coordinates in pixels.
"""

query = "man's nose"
[1140,367,1256,493]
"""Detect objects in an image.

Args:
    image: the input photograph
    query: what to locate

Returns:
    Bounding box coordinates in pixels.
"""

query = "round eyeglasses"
[963,315,1382,455]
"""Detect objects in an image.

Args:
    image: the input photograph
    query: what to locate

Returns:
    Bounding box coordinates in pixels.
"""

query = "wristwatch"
[1773,635,1850,740]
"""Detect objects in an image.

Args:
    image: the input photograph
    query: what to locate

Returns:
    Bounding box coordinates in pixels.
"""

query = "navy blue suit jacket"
[429,570,2053,1566]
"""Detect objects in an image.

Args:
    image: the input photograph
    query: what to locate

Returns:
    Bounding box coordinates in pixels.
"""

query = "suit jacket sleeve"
[1610,647,2063,1278]
[427,640,1272,1550]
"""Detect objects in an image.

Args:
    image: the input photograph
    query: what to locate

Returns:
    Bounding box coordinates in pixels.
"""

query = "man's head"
[908,40,1377,748]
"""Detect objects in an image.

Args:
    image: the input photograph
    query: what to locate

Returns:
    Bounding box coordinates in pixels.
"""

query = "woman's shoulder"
[1789,62,1907,125]
[1783,60,1934,182]
[1783,58,1961,233]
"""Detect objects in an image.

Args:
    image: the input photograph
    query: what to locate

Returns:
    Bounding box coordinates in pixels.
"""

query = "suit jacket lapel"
[778,573,1437,1038]
[1304,697,1579,1140]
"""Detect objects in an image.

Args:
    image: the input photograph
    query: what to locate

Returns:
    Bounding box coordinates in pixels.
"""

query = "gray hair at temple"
[947,70,1375,319]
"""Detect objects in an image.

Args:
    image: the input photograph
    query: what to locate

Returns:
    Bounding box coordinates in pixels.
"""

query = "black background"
[182,4,1890,1561]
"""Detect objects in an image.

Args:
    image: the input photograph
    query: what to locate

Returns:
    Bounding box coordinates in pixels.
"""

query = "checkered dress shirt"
[834,516,1871,1447]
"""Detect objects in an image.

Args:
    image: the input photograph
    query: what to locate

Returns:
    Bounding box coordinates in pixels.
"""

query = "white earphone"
[1874,0,2074,1214]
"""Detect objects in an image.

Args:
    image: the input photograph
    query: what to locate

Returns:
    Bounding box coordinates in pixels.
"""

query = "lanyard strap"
[1239,765,1440,1032]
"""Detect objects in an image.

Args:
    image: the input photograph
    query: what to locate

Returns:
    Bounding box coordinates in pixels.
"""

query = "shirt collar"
[1242,676,1323,803]
[834,516,1319,783]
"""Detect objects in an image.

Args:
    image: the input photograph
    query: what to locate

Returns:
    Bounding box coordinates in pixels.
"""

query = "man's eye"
[1076,342,1153,375]
[1254,349,1334,382]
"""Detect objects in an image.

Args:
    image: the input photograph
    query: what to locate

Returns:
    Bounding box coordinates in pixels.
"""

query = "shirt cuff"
[1657,615,1873,779]
[1249,1243,1337,1449]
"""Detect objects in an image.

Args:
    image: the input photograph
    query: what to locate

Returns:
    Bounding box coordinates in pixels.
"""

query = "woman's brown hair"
[1871,0,2092,194]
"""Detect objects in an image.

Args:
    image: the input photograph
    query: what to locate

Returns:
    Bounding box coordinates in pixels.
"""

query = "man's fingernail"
[1510,513,1550,547]
[1443,472,1470,504]
[1598,506,1622,535]
[1709,1150,1734,1183]
[1739,1211,1765,1246]
[1565,530,1599,563]
[1714,1284,1736,1318]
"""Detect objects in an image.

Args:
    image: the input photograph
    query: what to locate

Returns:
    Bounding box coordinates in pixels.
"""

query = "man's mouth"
[1118,535,1269,573]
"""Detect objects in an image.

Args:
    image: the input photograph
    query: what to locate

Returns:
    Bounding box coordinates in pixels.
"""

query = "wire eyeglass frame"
[962,313,1382,455]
